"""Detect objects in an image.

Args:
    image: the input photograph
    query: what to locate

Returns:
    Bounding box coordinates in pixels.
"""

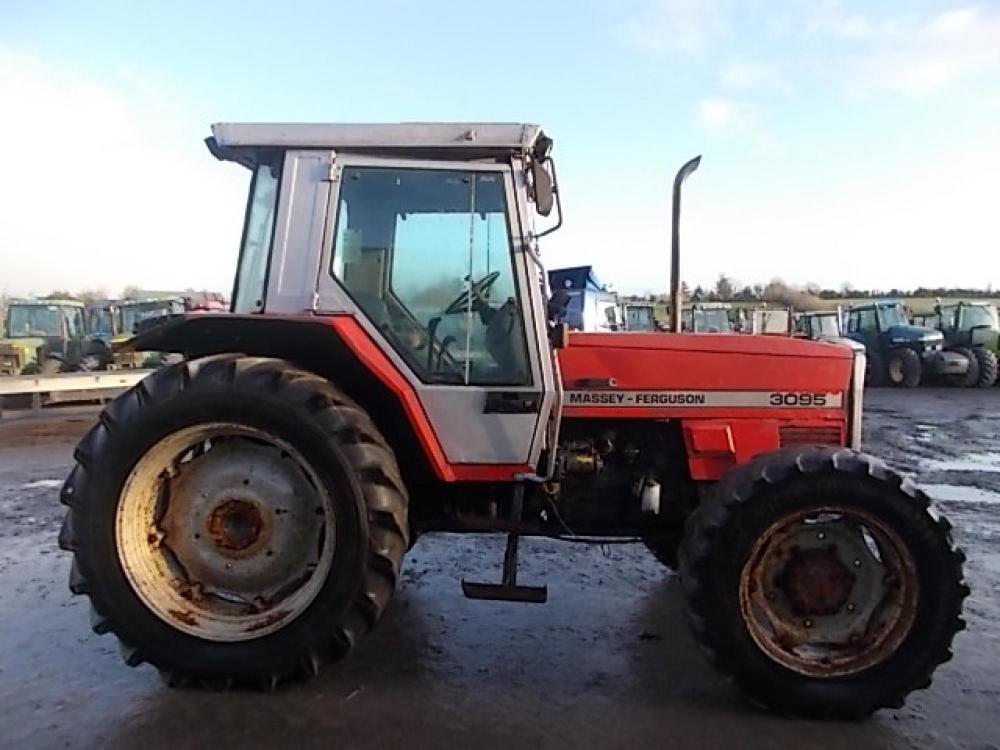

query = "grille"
[779,426,843,447]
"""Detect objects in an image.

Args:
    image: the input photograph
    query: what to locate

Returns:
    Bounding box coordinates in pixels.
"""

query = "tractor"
[86,297,188,369]
[681,302,735,332]
[0,298,94,375]
[58,123,966,719]
[913,301,998,388]
[844,300,970,387]
[621,301,664,332]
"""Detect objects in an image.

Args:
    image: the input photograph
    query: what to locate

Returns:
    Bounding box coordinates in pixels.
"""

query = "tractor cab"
[682,303,734,332]
[203,123,561,466]
[0,299,86,375]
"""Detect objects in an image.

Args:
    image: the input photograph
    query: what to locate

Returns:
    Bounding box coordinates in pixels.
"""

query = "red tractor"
[59,123,966,718]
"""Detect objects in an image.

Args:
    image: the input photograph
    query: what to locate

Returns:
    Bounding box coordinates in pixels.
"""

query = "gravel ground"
[0,389,997,750]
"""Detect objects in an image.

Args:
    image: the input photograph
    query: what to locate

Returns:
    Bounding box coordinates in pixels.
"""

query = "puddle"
[19,479,63,490]
[919,452,1000,473]
[920,483,1000,505]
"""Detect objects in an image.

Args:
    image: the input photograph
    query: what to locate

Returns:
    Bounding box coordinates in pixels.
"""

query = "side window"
[233,161,281,314]
[856,309,878,332]
[331,167,530,386]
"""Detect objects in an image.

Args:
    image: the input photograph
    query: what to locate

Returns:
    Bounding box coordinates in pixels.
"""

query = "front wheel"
[886,348,921,388]
[679,447,968,718]
[59,355,408,687]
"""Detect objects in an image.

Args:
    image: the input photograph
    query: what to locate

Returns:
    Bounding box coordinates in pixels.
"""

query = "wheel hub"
[208,498,265,553]
[779,546,855,616]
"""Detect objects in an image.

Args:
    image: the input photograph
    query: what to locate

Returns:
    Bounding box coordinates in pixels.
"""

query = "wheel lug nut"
[846,603,856,612]
[853,559,861,567]
[804,619,813,628]
[817,531,826,540]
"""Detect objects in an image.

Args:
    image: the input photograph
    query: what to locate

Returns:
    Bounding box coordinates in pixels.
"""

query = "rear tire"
[59,355,408,688]
[644,530,683,570]
[951,347,981,388]
[971,347,998,388]
[864,350,885,387]
[886,348,921,388]
[679,447,967,718]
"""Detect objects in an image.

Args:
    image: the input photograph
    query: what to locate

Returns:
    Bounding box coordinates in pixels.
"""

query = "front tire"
[886,348,921,388]
[59,355,408,687]
[679,447,967,718]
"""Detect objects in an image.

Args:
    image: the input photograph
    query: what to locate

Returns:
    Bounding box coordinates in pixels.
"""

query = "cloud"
[624,0,730,57]
[721,61,789,91]
[626,1,1000,98]
[0,50,246,298]
[861,5,1000,96]
[696,98,743,131]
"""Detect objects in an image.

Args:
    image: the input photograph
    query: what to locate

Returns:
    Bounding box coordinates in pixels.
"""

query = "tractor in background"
[681,302,735,332]
[85,297,187,369]
[844,300,969,387]
[0,298,95,374]
[913,301,998,388]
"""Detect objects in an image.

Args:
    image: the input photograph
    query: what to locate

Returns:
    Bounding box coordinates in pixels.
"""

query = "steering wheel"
[444,271,501,315]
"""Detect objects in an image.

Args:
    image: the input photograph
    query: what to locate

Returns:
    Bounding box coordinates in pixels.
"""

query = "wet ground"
[0,390,998,750]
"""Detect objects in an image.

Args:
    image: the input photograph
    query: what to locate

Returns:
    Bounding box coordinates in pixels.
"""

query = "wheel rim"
[116,423,335,642]
[888,358,904,383]
[739,506,918,678]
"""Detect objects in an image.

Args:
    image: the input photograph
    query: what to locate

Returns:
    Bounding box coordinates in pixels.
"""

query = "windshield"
[89,308,116,337]
[814,314,840,337]
[121,301,183,335]
[6,305,64,337]
[956,304,998,331]
[686,308,731,333]
[626,306,656,331]
[876,304,907,329]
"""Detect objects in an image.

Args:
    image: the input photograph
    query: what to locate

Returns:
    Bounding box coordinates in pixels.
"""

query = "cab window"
[331,167,530,386]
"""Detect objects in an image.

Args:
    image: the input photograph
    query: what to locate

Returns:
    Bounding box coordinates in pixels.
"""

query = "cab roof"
[208,122,547,167]
[8,298,83,308]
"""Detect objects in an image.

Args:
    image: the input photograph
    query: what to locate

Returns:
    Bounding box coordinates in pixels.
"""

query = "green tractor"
[913,301,999,388]
[0,299,95,375]
[844,300,970,388]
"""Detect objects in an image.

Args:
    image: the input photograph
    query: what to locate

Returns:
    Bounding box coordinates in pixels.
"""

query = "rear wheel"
[951,347,981,388]
[679,447,967,718]
[59,355,408,687]
[864,350,885,387]
[971,347,998,388]
[886,348,921,388]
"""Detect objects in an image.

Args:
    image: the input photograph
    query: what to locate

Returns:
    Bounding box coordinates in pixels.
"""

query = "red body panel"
[329,317,532,482]
[559,332,854,480]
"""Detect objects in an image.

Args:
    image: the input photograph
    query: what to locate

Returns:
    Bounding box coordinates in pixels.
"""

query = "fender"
[128,314,528,483]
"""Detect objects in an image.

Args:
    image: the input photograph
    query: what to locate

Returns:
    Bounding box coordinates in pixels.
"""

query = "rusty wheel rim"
[739,506,918,678]
[116,423,335,642]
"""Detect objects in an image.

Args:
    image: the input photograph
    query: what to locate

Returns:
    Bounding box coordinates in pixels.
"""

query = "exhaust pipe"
[670,155,702,333]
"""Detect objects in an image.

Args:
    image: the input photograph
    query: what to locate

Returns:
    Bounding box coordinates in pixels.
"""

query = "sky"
[1,0,998,298]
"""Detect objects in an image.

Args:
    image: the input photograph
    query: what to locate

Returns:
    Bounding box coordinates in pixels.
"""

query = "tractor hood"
[0,337,43,362]
[558,332,854,394]
[885,325,943,346]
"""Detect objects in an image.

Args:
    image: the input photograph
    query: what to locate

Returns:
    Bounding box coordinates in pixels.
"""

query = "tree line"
[626,275,997,311]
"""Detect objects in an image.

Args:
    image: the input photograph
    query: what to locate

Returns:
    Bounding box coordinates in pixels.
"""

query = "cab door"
[313,155,555,468]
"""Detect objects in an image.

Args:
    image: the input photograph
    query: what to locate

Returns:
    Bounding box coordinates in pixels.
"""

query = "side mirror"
[531,160,555,217]
[549,322,570,349]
